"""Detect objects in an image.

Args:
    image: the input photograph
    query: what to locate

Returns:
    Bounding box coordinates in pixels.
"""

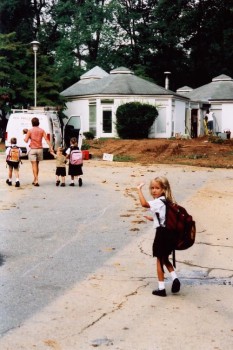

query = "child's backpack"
[7,146,20,162]
[70,149,83,165]
[162,199,196,250]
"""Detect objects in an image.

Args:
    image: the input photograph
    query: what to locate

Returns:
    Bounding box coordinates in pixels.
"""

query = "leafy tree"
[181,0,233,87]
[0,32,66,116]
[0,32,30,122]
[1,0,233,108]
[116,102,158,139]
[0,0,50,41]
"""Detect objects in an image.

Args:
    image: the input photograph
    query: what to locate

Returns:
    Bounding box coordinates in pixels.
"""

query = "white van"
[5,108,62,155]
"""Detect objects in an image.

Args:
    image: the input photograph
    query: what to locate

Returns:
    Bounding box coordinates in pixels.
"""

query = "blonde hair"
[149,176,176,203]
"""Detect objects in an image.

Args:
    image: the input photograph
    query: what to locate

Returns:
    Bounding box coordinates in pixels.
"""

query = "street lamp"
[30,40,40,107]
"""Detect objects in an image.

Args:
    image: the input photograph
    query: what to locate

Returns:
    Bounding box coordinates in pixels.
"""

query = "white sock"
[171,271,177,281]
[158,281,165,290]
[16,178,19,182]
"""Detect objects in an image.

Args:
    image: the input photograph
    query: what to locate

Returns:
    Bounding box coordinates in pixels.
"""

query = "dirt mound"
[1,137,232,168]
[87,137,233,168]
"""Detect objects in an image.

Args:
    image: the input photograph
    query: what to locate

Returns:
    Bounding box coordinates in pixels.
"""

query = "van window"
[67,116,81,129]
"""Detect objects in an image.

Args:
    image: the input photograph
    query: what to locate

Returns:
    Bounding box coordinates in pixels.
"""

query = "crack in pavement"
[137,239,233,282]
[62,282,150,339]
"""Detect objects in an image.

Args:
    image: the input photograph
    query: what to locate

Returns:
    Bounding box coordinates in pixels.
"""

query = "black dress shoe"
[171,278,181,293]
[152,289,167,297]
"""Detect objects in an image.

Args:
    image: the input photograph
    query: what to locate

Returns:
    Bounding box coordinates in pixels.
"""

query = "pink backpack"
[70,149,83,165]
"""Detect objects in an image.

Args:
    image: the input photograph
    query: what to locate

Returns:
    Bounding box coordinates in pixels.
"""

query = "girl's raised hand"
[144,215,153,221]
[137,182,145,190]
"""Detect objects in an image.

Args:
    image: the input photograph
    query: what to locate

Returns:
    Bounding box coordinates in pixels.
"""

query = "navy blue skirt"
[152,226,175,258]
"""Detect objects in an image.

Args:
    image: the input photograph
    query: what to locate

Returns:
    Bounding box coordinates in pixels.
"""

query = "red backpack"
[162,199,196,250]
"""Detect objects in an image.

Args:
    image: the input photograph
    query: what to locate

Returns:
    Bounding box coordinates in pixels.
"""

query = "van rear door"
[64,116,81,148]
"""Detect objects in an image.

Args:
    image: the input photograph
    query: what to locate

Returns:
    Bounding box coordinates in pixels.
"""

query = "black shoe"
[78,178,82,187]
[60,183,65,187]
[152,289,167,297]
[6,179,12,186]
[69,183,75,186]
[15,181,20,187]
[56,180,60,186]
[171,278,181,293]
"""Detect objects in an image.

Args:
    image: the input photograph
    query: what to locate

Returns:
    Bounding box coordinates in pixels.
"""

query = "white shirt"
[148,195,166,229]
[25,143,30,155]
[207,112,214,121]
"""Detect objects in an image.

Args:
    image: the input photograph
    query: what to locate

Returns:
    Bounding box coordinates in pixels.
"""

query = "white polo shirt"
[148,195,166,229]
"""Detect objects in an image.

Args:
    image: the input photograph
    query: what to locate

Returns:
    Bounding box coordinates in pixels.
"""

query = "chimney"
[164,71,171,89]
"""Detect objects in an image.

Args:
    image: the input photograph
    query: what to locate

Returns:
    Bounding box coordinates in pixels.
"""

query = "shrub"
[116,102,158,139]
[209,135,224,144]
[83,131,95,140]
[81,141,90,150]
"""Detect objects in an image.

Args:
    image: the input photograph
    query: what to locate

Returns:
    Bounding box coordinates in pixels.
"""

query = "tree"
[1,0,233,108]
[181,0,233,87]
[0,32,66,116]
[0,32,30,122]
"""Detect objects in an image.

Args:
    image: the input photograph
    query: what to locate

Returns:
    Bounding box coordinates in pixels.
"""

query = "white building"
[177,74,233,137]
[61,66,189,139]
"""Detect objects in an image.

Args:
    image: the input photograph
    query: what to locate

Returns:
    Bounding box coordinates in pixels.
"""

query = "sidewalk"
[0,160,232,349]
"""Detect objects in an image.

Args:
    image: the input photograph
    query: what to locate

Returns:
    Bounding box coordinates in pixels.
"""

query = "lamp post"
[30,40,40,107]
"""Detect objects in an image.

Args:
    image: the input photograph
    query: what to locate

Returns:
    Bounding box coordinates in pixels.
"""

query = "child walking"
[50,147,67,186]
[6,137,22,187]
[137,176,180,297]
[66,137,83,187]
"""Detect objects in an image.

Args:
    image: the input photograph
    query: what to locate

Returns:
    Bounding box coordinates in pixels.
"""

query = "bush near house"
[83,131,95,140]
[116,102,158,139]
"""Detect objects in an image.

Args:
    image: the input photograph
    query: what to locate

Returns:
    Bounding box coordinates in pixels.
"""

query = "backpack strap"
[172,250,176,269]
[155,212,161,225]
[6,146,12,162]
[157,198,167,226]
[159,198,176,268]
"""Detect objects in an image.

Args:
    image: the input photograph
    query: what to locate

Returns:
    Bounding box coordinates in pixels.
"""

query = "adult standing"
[206,110,214,133]
[24,117,53,186]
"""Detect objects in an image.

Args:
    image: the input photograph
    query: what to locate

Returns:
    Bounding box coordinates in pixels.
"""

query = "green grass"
[174,154,208,160]
[113,155,135,162]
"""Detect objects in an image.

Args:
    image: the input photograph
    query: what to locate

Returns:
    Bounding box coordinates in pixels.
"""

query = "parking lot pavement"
[0,156,233,349]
